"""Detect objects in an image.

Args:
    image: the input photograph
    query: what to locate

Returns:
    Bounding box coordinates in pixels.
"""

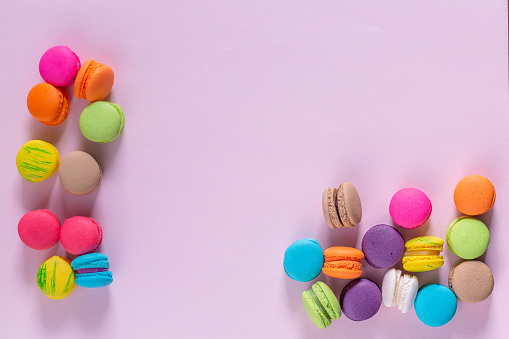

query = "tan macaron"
[449,260,494,303]
[58,151,102,196]
[322,182,362,229]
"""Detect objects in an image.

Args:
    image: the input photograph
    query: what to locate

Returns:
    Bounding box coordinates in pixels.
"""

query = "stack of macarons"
[17,46,121,299]
[284,177,495,329]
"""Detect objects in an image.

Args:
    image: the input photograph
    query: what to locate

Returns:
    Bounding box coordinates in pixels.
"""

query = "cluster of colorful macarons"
[19,209,113,299]
[16,46,120,299]
[284,175,495,328]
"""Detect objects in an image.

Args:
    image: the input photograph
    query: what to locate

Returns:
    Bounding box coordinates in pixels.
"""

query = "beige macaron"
[58,151,102,196]
[322,182,362,229]
[449,260,494,303]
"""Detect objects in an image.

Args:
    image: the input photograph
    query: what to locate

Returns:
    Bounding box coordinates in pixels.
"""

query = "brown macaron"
[449,260,494,303]
[322,182,362,229]
[58,151,102,196]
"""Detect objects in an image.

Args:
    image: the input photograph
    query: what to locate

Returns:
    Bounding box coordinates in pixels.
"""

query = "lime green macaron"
[446,216,490,259]
[79,101,125,143]
[302,281,341,329]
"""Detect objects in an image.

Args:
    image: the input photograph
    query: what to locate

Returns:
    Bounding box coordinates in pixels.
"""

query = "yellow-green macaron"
[446,216,490,259]
[16,140,60,182]
[37,256,76,300]
[402,236,444,272]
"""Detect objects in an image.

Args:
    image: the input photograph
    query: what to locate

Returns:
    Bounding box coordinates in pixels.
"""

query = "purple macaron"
[340,278,382,321]
[362,224,405,268]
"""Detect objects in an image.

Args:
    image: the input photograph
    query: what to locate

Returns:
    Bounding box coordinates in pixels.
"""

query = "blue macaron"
[71,253,113,288]
[283,238,324,282]
[414,283,457,327]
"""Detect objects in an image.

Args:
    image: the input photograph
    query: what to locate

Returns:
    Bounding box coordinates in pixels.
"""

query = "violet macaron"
[18,209,61,250]
[60,216,103,255]
[39,46,81,87]
[340,278,382,321]
[389,188,432,229]
[362,224,405,268]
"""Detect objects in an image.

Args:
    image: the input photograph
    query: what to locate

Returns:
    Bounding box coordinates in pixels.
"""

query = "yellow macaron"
[402,236,444,272]
[16,140,60,182]
[37,256,76,300]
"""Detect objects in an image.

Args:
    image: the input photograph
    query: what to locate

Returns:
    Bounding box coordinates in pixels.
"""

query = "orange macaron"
[74,59,114,102]
[322,246,364,279]
[27,83,70,126]
[454,175,495,215]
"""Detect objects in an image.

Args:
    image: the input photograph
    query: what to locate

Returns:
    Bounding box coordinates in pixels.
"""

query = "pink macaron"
[389,188,432,229]
[39,46,81,87]
[18,209,61,250]
[60,216,103,255]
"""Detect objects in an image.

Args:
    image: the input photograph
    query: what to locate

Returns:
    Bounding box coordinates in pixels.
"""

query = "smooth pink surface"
[18,209,61,250]
[60,217,102,255]
[389,188,432,229]
[39,46,80,87]
[0,1,508,338]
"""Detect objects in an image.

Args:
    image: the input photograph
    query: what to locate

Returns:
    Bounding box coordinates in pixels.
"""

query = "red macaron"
[60,216,103,255]
[18,209,61,250]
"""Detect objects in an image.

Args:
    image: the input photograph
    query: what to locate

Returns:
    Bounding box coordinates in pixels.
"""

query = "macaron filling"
[323,256,362,271]
[77,268,108,274]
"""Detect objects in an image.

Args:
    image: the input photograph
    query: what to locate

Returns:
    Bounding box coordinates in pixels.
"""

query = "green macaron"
[302,281,341,329]
[446,216,490,259]
[79,101,125,143]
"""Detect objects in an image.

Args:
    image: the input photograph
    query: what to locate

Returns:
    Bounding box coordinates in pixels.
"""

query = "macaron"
[389,188,432,229]
[402,236,444,272]
[18,209,61,250]
[60,216,103,256]
[454,175,496,215]
[322,182,362,229]
[59,151,102,195]
[27,83,70,126]
[414,283,457,327]
[79,101,125,143]
[283,238,324,282]
[361,224,405,268]
[340,278,382,321]
[382,268,418,313]
[322,246,364,279]
[74,59,114,102]
[446,216,490,259]
[39,46,81,87]
[449,260,494,303]
[71,253,113,288]
[16,140,60,182]
[37,256,76,300]
[302,281,341,329]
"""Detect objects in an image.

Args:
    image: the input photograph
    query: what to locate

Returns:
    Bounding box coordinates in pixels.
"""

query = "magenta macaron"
[60,216,103,255]
[18,209,61,250]
[389,188,432,229]
[39,46,81,87]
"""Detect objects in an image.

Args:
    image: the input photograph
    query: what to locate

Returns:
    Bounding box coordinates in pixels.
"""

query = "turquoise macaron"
[79,101,125,143]
[71,253,113,288]
[414,283,457,327]
[283,238,324,282]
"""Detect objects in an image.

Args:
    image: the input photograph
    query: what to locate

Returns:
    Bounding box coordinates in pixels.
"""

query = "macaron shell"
[337,182,362,228]
[60,216,103,255]
[39,46,81,86]
[449,260,494,303]
[322,187,342,229]
[71,253,110,270]
[399,275,419,313]
[402,256,444,272]
[302,290,330,329]
[362,224,405,269]
[18,209,61,250]
[283,238,324,282]
[414,283,457,327]
[446,217,490,259]
[340,278,382,321]
[76,271,113,288]
[313,282,341,321]
[322,246,363,279]
[27,83,70,126]
[16,140,60,182]
[454,175,495,215]
[389,188,432,229]
[37,256,76,299]
[59,151,102,196]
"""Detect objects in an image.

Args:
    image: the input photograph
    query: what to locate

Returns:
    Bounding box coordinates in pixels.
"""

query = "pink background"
[0,1,507,338]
